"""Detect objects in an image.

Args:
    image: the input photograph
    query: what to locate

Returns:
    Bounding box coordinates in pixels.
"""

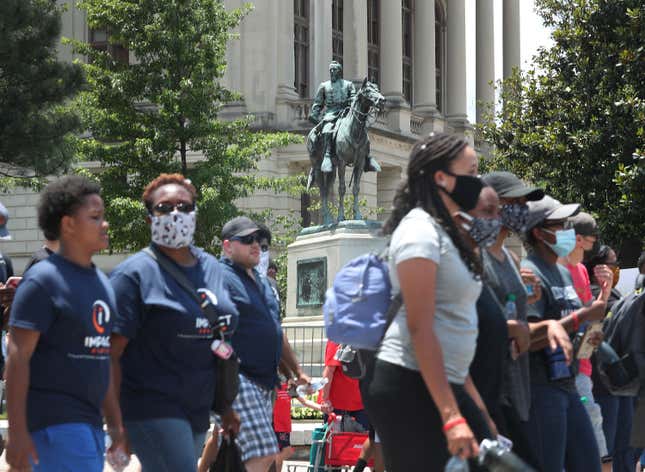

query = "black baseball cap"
[569,212,599,237]
[482,171,544,201]
[221,216,260,241]
[526,195,580,231]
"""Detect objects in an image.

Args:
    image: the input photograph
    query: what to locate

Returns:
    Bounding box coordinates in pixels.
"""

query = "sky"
[465,0,553,122]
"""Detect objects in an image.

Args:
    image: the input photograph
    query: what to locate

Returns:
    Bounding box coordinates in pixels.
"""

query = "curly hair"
[142,173,197,212]
[37,175,102,241]
[382,133,482,276]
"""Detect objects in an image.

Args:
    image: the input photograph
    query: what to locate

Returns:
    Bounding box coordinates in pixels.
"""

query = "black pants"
[363,359,492,471]
[497,403,541,469]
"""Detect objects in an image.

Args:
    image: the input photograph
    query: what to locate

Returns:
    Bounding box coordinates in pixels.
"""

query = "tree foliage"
[70,0,301,252]
[0,0,83,177]
[479,0,644,250]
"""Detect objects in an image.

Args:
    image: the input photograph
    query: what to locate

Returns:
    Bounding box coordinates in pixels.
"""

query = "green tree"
[70,0,301,252]
[0,0,83,177]
[479,0,644,250]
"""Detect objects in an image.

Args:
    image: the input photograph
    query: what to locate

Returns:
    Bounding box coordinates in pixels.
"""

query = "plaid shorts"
[233,373,279,462]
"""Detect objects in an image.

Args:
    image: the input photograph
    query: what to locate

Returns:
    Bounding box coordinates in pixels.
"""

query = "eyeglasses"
[231,233,261,245]
[152,202,195,214]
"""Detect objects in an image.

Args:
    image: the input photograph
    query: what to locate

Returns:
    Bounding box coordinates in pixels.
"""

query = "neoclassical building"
[1,0,522,272]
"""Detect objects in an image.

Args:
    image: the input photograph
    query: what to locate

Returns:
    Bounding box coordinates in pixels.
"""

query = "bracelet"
[572,313,580,332]
[442,417,466,432]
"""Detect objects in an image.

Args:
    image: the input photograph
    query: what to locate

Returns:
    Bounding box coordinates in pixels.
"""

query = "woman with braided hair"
[363,133,497,470]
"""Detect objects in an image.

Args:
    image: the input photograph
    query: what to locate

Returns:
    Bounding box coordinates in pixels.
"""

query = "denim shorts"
[31,422,104,472]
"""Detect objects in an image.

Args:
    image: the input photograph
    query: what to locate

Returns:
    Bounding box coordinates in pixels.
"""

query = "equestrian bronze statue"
[307,61,385,226]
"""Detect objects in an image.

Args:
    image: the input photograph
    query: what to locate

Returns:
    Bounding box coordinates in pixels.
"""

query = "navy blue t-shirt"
[9,253,117,432]
[221,257,282,391]
[110,246,238,432]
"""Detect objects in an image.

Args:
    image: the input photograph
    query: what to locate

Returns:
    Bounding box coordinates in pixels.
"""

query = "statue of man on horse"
[306,61,385,225]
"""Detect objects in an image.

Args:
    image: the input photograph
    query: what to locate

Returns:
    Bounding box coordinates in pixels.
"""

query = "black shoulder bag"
[143,246,239,415]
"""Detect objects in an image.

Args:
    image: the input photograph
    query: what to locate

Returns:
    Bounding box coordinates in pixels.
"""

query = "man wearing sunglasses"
[219,216,310,472]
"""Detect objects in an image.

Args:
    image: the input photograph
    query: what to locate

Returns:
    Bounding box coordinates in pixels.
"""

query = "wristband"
[442,417,466,432]
[572,313,580,332]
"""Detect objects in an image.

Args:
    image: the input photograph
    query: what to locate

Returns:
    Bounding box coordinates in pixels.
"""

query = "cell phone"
[575,322,603,360]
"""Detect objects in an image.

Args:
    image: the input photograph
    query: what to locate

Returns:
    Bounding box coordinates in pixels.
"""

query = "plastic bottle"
[478,439,536,472]
[445,456,470,472]
[296,377,329,397]
[504,294,517,319]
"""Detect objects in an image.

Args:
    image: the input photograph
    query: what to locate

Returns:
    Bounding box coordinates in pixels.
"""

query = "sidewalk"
[0,420,327,472]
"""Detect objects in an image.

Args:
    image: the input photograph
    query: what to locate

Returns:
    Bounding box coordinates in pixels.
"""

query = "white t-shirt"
[378,208,482,384]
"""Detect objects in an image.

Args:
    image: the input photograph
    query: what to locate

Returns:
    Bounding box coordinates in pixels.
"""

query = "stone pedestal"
[285,222,387,320]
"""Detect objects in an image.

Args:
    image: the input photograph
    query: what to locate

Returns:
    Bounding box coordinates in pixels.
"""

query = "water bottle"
[296,377,328,397]
[478,439,536,472]
[504,294,517,319]
[445,456,470,472]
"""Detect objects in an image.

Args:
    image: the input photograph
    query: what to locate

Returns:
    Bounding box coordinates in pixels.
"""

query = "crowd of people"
[0,131,642,472]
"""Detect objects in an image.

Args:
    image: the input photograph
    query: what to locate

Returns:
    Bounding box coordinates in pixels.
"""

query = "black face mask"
[439,170,483,211]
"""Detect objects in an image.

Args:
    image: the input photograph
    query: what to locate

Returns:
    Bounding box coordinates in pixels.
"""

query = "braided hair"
[382,133,482,277]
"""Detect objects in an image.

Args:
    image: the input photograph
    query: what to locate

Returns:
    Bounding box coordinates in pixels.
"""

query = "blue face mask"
[543,228,576,257]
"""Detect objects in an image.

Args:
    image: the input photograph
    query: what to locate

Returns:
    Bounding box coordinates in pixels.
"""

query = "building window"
[332,0,343,65]
[89,28,129,64]
[435,1,446,112]
[294,0,309,98]
[367,0,380,85]
[402,0,413,104]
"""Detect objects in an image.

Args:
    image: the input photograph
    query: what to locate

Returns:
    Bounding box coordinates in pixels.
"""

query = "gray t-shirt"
[378,208,482,384]
[482,248,531,421]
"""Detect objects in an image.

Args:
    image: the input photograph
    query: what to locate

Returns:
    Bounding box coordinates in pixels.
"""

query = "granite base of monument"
[284,220,387,320]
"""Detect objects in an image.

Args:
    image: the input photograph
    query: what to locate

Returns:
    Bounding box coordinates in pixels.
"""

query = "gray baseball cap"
[221,216,260,241]
[526,195,580,231]
[569,212,599,237]
[482,171,544,201]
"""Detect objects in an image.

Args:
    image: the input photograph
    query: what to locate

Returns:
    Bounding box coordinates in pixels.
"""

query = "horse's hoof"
[321,157,333,173]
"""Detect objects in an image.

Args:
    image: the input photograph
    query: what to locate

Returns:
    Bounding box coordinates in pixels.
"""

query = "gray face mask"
[458,212,503,248]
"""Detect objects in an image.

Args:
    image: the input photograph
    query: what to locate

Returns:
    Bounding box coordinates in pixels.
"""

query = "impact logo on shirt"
[195,288,217,335]
[84,300,111,355]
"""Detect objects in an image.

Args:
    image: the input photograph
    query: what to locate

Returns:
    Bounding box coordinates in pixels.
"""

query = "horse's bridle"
[350,88,382,123]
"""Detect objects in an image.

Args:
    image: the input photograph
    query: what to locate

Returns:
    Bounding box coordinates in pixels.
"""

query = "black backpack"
[595,288,645,396]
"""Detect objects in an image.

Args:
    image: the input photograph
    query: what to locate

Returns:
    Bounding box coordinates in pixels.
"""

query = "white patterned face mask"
[150,210,196,248]
[257,250,270,276]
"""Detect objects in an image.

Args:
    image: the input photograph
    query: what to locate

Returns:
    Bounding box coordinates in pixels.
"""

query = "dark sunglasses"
[231,233,261,245]
[152,201,195,215]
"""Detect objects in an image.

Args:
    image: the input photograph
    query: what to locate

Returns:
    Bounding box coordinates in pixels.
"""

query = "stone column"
[503,0,521,78]
[223,0,243,94]
[413,0,437,116]
[379,0,404,106]
[446,0,469,130]
[312,0,333,93]
[343,0,368,85]
[276,0,299,100]
[476,0,495,124]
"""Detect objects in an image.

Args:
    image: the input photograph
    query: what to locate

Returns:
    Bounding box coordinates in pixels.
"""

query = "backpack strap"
[143,246,221,327]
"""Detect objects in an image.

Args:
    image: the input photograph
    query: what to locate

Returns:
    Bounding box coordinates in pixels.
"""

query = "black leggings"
[363,359,492,471]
